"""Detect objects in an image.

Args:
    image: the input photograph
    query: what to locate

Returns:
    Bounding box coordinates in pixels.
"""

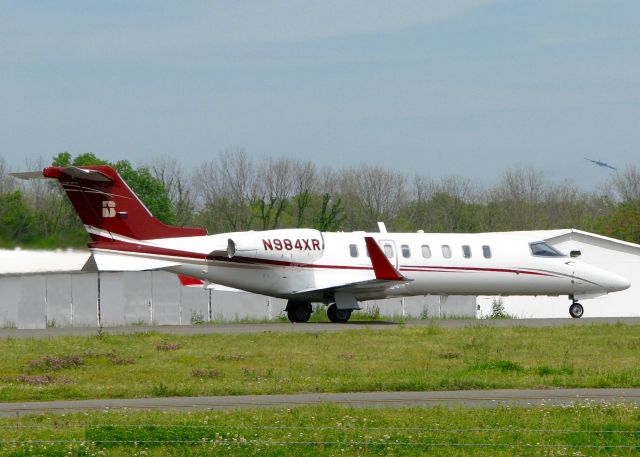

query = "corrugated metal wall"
[0,272,476,329]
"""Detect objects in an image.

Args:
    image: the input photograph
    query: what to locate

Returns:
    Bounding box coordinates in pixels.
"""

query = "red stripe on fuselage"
[400,266,557,277]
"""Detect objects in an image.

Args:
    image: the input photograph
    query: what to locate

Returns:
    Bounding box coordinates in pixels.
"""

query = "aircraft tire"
[569,302,584,318]
[287,302,311,323]
[327,303,352,323]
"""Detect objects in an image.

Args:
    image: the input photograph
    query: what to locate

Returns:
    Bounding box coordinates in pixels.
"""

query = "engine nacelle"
[227,229,324,264]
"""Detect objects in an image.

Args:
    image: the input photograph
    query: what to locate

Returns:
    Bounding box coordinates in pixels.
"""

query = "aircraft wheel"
[569,302,584,318]
[327,303,352,323]
[287,301,311,323]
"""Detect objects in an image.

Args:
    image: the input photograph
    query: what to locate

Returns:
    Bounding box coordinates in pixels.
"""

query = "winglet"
[364,237,404,281]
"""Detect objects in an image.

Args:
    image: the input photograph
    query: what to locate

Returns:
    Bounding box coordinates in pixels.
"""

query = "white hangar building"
[478,229,639,319]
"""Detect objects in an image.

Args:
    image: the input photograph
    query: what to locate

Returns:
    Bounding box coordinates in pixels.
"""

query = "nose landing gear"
[569,302,584,318]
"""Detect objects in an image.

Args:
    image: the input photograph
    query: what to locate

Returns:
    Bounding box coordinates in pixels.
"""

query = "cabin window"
[383,244,394,258]
[462,245,471,258]
[530,242,566,257]
[421,245,431,258]
[401,244,411,258]
[349,244,359,258]
[442,245,452,259]
[482,245,491,258]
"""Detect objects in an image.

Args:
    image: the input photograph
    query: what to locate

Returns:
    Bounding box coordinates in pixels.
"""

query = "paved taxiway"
[1,317,639,339]
[1,388,639,416]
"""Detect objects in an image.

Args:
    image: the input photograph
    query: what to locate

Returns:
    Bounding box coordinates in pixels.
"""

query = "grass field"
[0,403,639,456]
[1,322,639,402]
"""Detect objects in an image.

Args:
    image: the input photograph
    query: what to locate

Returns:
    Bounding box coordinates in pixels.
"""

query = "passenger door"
[377,239,398,268]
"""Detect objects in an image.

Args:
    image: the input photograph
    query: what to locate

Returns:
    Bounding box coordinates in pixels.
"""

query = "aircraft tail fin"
[14,166,207,242]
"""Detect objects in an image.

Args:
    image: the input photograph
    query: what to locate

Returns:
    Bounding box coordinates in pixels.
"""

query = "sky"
[1,0,638,189]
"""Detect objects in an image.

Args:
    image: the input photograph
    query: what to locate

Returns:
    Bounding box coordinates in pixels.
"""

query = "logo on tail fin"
[102,201,116,218]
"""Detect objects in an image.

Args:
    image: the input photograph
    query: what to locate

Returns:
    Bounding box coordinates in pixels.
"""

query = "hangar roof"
[509,228,640,252]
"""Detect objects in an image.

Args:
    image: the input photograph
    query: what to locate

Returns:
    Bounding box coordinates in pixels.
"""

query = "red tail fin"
[43,166,207,241]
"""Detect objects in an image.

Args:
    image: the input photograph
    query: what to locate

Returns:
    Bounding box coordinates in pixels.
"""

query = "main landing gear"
[569,301,584,319]
[285,301,354,323]
[286,300,312,323]
[327,303,352,323]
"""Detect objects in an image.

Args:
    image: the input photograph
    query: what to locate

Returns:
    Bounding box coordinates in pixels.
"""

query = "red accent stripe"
[209,255,372,271]
[401,266,557,277]
[400,266,556,277]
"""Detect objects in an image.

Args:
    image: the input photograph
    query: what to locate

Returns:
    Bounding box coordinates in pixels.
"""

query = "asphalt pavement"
[1,316,639,339]
[1,388,639,416]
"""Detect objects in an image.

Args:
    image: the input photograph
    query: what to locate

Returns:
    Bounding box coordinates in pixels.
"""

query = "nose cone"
[600,271,631,293]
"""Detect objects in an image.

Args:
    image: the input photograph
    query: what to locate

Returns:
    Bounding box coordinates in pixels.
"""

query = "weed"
[191,369,222,379]
[241,367,258,380]
[364,304,381,320]
[28,354,83,371]
[488,297,511,319]
[104,352,134,365]
[213,353,246,361]
[151,382,173,396]
[156,342,180,351]
[472,359,523,372]
[536,365,574,376]
[438,351,460,359]
[190,311,206,325]
[16,374,53,384]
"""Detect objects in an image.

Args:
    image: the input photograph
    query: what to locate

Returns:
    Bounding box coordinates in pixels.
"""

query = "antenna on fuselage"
[377,222,387,233]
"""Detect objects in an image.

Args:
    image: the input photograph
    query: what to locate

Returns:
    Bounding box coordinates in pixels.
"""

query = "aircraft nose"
[599,271,631,293]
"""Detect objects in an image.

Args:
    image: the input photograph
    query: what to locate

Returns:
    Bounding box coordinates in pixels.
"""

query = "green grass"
[0,403,639,456]
[1,323,640,401]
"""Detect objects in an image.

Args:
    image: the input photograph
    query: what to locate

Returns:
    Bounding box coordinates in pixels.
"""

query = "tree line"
[1,150,639,248]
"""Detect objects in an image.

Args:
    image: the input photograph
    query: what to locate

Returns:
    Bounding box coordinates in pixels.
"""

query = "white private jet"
[12,166,630,322]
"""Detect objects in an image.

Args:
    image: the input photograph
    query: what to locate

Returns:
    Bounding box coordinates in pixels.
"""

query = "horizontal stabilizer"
[50,167,113,183]
[11,167,114,182]
[9,171,47,180]
[92,250,181,271]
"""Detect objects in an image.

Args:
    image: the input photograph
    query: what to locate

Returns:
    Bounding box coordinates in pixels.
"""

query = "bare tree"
[0,158,16,195]
[609,165,640,202]
[408,174,480,232]
[254,157,294,229]
[195,148,256,232]
[339,165,407,230]
[291,160,317,227]
[487,166,547,230]
[150,156,196,226]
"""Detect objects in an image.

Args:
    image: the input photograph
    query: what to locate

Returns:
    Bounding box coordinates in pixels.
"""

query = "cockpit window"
[529,242,566,257]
